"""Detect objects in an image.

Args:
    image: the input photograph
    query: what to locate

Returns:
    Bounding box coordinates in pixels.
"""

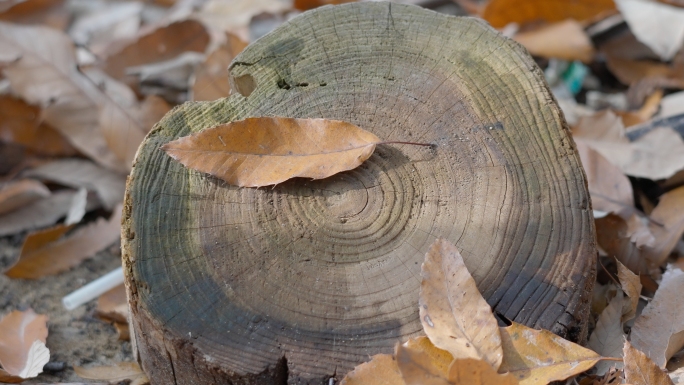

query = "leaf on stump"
[0,309,50,383]
[623,340,675,385]
[339,354,405,385]
[403,337,454,375]
[616,259,642,322]
[418,238,502,368]
[74,362,148,385]
[162,117,383,187]
[5,204,122,279]
[396,343,452,385]
[631,266,684,368]
[499,322,602,385]
[588,290,626,375]
[447,359,519,385]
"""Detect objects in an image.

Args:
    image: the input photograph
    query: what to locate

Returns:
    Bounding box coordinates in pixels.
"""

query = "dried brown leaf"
[24,158,126,210]
[101,19,209,85]
[96,284,128,324]
[499,322,602,385]
[595,213,654,275]
[403,337,454,375]
[5,205,122,279]
[623,340,675,385]
[294,0,357,11]
[0,190,76,237]
[396,343,452,385]
[588,290,625,375]
[419,238,502,368]
[0,179,50,216]
[340,354,405,385]
[192,32,248,101]
[644,186,684,266]
[0,309,49,381]
[631,266,684,368]
[482,0,616,28]
[162,117,383,187]
[616,259,642,322]
[0,22,127,171]
[0,95,77,156]
[74,362,148,385]
[447,359,519,385]
[575,141,634,218]
[514,20,594,63]
[197,0,290,41]
[0,0,68,30]
[606,56,684,86]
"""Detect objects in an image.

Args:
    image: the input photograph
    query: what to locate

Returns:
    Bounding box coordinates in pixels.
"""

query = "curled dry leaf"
[481,0,616,28]
[616,259,642,322]
[74,362,148,385]
[419,238,502,368]
[0,309,50,383]
[514,19,594,63]
[499,322,602,385]
[623,340,675,385]
[631,266,684,368]
[5,205,122,279]
[588,290,625,375]
[0,179,50,216]
[162,117,384,187]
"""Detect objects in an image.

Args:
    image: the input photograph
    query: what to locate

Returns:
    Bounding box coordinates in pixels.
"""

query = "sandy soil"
[0,236,134,384]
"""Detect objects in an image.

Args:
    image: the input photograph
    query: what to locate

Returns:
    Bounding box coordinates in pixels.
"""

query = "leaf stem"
[380,141,435,147]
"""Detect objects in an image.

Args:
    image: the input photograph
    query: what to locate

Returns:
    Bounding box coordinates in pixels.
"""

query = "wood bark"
[121,3,596,384]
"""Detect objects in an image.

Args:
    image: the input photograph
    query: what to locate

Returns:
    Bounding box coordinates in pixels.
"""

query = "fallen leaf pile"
[2,0,684,384]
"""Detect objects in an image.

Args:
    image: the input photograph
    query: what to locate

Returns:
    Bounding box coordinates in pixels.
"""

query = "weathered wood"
[122,3,596,384]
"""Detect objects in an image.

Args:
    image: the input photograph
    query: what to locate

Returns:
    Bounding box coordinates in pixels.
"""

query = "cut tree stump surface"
[122,3,596,384]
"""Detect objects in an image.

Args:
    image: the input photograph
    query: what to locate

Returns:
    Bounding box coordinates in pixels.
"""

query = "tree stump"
[122,3,596,384]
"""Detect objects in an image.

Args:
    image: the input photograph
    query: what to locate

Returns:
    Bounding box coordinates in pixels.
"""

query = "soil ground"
[0,236,133,384]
